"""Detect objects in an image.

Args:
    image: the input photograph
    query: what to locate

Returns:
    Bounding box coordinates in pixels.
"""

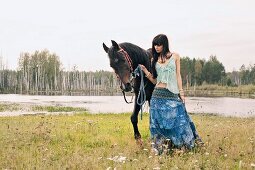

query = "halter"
[118,48,133,72]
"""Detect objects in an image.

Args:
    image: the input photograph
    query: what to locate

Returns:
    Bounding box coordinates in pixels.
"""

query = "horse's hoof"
[136,138,144,147]
[134,134,141,140]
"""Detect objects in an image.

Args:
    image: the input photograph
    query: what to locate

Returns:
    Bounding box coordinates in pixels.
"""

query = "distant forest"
[0,49,254,95]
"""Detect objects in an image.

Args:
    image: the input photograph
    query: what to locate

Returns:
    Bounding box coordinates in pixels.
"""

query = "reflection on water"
[0,94,254,117]
[186,97,255,117]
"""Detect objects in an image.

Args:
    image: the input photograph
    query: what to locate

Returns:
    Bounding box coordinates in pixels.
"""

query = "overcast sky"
[0,0,255,72]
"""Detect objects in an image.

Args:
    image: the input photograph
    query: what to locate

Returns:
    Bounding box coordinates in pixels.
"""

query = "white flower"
[107,156,127,163]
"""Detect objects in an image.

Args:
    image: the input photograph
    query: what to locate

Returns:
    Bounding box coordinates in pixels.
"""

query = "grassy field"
[0,103,87,113]
[193,84,255,93]
[186,84,255,98]
[0,112,254,169]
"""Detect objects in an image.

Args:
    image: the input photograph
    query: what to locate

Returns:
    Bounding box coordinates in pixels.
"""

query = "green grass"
[190,84,255,94]
[0,103,21,112]
[31,106,87,112]
[0,113,254,169]
[186,84,255,98]
[0,103,87,113]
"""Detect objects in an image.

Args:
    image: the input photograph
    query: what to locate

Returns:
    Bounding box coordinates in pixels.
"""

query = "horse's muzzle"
[121,82,133,92]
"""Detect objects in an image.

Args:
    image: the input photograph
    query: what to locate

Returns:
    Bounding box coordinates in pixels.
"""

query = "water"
[0,94,254,117]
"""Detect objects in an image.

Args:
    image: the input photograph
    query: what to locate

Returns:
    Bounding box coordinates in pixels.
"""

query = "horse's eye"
[114,58,118,63]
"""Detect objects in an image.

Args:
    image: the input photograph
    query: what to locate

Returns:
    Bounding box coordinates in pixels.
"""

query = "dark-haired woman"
[139,34,202,155]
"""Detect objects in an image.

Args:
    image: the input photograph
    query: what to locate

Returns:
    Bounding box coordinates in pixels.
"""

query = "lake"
[0,94,254,117]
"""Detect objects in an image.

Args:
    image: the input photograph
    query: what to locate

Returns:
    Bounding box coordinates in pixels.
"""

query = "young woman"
[139,34,202,154]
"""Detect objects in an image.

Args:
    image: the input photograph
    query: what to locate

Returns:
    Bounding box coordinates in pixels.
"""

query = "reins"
[132,65,147,120]
[121,84,134,104]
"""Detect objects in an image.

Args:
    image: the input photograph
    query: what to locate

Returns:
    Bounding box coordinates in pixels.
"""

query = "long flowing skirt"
[150,88,200,151]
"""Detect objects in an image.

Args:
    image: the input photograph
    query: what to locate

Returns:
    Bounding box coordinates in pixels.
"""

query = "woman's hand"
[180,94,185,103]
[139,64,149,75]
[139,64,156,84]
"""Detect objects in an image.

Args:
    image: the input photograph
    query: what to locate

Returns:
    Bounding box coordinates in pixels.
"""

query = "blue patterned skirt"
[150,87,200,150]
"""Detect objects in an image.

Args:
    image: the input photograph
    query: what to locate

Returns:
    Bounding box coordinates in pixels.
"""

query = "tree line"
[0,50,119,95]
[180,55,255,87]
[0,49,254,95]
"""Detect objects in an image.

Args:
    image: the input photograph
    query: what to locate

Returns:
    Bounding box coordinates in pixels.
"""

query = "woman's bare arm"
[139,64,157,84]
[175,53,185,101]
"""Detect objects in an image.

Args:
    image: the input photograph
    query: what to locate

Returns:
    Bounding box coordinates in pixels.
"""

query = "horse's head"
[103,40,133,92]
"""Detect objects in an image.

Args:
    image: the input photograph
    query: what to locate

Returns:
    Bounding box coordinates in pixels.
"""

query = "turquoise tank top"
[156,57,179,94]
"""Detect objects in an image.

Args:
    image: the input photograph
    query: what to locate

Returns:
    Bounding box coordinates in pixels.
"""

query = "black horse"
[103,40,155,141]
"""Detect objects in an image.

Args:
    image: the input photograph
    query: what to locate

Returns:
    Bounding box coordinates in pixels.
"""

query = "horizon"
[0,50,253,73]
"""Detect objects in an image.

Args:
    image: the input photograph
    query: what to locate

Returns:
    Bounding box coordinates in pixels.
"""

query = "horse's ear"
[111,40,120,49]
[103,43,109,53]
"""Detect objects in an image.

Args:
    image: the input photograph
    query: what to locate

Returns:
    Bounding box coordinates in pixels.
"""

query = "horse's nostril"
[124,83,132,92]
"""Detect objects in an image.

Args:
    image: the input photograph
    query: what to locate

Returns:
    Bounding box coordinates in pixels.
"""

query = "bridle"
[118,48,133,73]
[115,48,135,103]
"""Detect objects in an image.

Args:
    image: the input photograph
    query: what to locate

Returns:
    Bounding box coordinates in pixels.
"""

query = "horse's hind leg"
[130,101,141,140]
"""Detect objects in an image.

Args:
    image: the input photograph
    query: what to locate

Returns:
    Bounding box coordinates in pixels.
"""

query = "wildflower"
[107,156,127,163]
[239,160,242,169]
[87,120,94,124]
[143,148,148,151]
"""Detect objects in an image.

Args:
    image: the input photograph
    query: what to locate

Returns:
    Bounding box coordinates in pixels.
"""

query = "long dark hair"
[151,34,170,78]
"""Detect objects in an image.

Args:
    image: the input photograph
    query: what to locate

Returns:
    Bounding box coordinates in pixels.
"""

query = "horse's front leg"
[130,96,142,140]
